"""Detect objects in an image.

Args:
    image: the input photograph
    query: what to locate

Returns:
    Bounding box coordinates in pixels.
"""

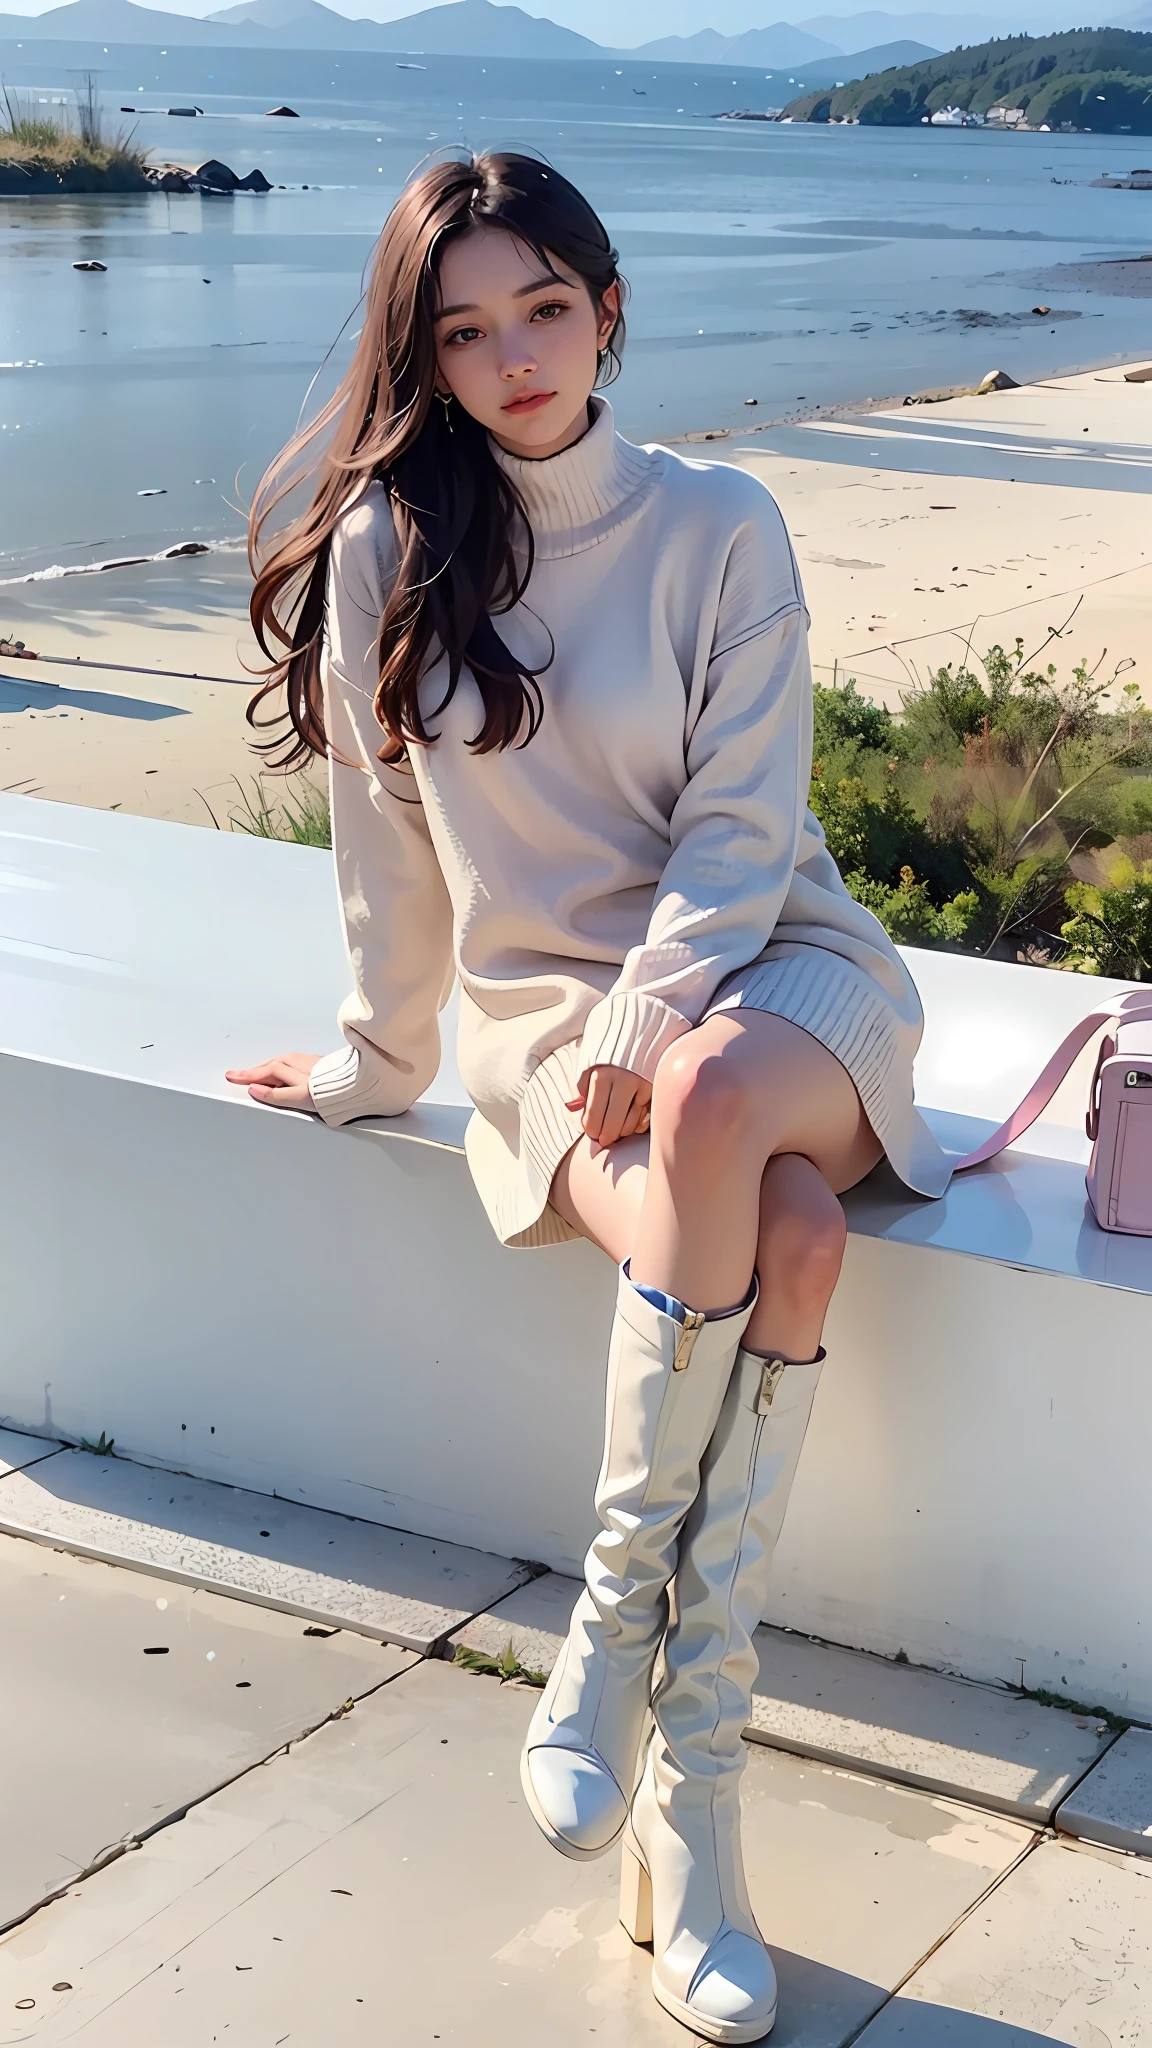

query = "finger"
[593,1080,625,1147]
[247,1082,309,1108]
[242,1073,305,1105]
[227,1060,298,1086]
[244,1066,305,1094]
[581,1069,611,1143]
[598,1074,638,1149]
[619,1079,653,1140]
[619,1093,648,1140]
[227,1055,315,1085]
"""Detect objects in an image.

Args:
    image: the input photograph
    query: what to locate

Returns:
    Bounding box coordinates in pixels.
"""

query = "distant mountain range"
[4,0,1144,69]
[634,21,838,63]
[630,23,936,66]
[792,12,1003,56]
[0,0,603,54]
[210,0,600,51]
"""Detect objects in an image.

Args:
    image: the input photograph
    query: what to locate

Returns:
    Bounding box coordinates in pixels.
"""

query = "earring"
[435,388,453,433]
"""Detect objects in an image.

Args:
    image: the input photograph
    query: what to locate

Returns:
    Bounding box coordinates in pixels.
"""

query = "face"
[433,223,620,460]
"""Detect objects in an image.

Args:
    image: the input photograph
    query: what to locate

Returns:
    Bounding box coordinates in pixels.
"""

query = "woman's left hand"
[567,1065,652,1147]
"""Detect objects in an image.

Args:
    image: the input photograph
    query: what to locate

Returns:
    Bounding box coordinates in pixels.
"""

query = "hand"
[225,1052,321,1110]
[567,1065,653,1148]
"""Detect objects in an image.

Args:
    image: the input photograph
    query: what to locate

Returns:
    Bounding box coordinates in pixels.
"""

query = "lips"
[502,391,555,415]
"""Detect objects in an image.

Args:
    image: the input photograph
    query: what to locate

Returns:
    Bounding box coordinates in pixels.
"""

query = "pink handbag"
[955,991,1152,1232]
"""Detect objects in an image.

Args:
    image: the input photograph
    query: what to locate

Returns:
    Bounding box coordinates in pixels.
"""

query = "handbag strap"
[955,991,1152,1173]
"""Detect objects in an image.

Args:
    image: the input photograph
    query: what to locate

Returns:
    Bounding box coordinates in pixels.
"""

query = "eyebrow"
[436,274,576,319]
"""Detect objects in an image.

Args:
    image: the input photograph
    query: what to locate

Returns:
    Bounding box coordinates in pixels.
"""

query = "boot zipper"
[672,1308,706,1371]
[757,1358,787,1410]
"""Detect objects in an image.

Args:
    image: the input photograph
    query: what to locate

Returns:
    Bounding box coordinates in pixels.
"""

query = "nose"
[500,342,539,382]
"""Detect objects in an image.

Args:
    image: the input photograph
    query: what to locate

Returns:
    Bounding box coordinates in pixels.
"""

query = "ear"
[597,281,621,350]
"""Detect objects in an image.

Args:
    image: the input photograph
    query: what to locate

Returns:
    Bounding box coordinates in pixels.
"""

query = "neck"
[490,397,594,463]
[487,395,657,560]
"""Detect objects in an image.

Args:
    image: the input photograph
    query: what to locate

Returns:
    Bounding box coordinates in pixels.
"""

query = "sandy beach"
[0,550,271,827]
[3,360,1150,826]
[733,362,1152,710]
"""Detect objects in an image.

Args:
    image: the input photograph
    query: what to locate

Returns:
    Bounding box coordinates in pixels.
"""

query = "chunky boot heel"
[631,1344,826,2042]
[521,1268,755,1860]
[619,1834,654,1945]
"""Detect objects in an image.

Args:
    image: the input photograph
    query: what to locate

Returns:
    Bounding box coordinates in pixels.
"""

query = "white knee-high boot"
[520,1268,756,1861]
[621,1343,826,2043]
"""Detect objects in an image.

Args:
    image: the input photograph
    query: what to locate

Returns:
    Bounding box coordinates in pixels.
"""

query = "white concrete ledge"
[3,795,1152,1716]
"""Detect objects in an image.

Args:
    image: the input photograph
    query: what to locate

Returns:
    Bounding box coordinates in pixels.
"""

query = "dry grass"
[0,78,151,188]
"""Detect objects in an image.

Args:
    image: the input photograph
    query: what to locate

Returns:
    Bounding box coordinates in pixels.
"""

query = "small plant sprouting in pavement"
[1021,1684,1130,1735]
[77,1431,116,1456]
[453,1639,548,1688]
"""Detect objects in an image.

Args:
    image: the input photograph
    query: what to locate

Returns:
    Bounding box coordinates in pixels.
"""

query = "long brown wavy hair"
[247,152,626,769]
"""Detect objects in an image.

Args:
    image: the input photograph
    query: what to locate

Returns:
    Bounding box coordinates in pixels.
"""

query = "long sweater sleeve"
[578,508,811,1087]
[308,491,455,1126]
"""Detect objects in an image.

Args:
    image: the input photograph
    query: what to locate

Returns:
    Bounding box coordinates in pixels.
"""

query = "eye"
[530,299,569,324]
[444,324,481,347]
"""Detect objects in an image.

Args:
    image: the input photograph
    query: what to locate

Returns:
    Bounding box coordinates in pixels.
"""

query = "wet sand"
[4,360,1151,825]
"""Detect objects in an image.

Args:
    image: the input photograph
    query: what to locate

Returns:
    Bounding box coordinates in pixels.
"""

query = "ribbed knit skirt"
[463,938,950,1251]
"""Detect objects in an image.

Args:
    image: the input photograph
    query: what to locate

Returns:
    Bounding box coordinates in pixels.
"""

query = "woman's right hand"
[225,1052,321,1110]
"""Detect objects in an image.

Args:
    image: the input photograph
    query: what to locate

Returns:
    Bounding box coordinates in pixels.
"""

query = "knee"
[758,1198,846,1309]
[651,1040,753,1165]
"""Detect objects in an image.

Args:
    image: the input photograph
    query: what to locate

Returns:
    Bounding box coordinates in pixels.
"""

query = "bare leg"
[743,1152,847,1358]
[551,1011,876,1351]
[630,1011,877,1315]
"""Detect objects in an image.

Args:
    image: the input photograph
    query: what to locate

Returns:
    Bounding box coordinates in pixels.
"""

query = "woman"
[229,152,950,2044]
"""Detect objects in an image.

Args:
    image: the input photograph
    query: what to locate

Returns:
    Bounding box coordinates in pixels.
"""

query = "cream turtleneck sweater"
[308,399,952,1247]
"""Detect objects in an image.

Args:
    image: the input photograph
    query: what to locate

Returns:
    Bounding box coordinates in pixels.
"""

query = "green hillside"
[782,27,1152,132]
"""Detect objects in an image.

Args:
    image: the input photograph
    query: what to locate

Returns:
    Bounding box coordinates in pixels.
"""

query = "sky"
[0,0,1123,42]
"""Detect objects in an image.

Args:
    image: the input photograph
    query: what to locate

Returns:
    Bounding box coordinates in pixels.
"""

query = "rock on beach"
[147,160,272,194]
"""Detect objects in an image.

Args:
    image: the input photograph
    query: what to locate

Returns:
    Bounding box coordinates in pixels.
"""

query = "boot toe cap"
[524,1747,628,1855]
[686,1927,778,2034]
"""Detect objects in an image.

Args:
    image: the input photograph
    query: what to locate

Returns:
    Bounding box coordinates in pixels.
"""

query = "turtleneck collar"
[489,397,657,559]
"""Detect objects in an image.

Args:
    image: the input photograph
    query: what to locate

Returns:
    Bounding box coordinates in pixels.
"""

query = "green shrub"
[846,867,982,948]
[1061,862,1152,979]
[1100,776,1152,841]
[809,650,1152,972]
[812,676,893,756]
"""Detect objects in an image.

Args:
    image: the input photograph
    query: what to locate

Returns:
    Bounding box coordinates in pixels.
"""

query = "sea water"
[2,44,1150,575]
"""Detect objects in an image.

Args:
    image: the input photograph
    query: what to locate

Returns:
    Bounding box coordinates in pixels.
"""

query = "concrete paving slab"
[748,1628,1116,1823]
[0,1450,532,1650]
[0,1427,63,1476]
[451,1598,1112,1825]
[853,1834,1152,2045]
[0,1534,411,1932]
[1055,1725,1152,1857]
[447,1568,581,1676]
[0,1657,1032,2046]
